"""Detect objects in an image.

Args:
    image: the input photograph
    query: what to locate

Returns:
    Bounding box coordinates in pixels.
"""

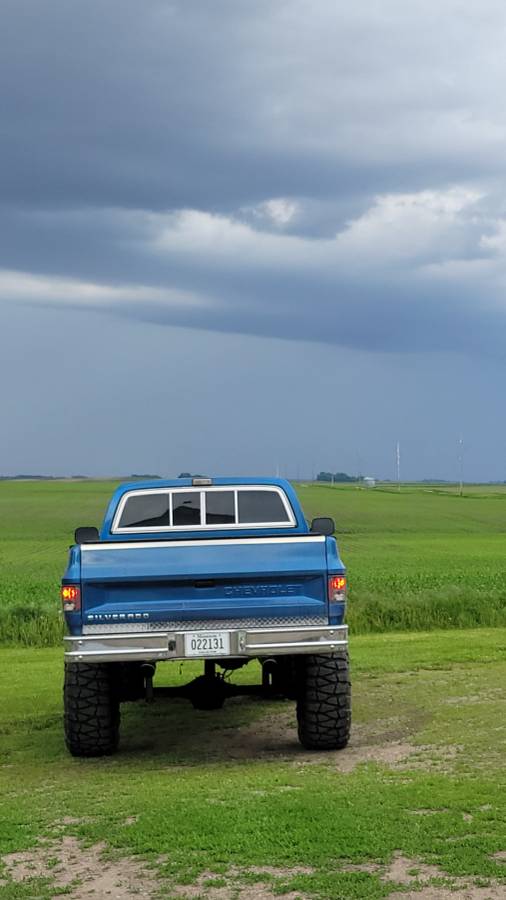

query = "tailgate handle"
[194,579,216,588]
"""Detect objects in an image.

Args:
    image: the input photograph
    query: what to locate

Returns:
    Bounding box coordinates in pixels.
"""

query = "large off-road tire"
[296,652,351,751]
[64,662,120,757]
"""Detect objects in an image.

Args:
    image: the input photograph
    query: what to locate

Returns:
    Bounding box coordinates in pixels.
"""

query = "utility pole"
[458,436,464,496]
[396,441,401,492]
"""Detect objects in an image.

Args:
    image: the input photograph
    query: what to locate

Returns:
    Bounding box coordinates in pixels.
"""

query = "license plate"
[184,631,231,657]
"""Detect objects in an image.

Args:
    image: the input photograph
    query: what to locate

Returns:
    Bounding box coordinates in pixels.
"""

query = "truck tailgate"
[80,535,329,628]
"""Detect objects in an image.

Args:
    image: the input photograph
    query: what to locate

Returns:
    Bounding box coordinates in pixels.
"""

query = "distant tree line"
[129,473,161,479]
[316,471,361,483]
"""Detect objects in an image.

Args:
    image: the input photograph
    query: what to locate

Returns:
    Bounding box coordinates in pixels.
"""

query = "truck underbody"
[64,651,351,757]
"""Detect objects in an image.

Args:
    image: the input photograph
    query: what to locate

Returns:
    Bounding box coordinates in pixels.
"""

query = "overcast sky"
[2,0,506,480]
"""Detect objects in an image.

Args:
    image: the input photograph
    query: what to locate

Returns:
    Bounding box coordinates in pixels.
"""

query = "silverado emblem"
[85,612,150,622]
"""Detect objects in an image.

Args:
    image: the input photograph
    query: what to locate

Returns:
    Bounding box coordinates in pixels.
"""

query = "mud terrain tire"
[64,662,120,757]
[296,652,351,750]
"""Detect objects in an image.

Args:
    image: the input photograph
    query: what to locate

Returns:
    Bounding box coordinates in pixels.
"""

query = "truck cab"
[62,477,351,756]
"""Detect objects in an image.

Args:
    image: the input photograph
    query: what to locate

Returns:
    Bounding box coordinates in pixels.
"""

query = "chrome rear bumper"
[64,624,348,663]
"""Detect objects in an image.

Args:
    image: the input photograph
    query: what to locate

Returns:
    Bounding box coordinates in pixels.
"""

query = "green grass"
[0,480,119,646]
[1,629,506,898]
[2,485,505,896]
[2,480,506,644]
[301,482,506,634]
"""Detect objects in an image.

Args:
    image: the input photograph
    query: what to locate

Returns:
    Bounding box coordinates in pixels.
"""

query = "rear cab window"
[112,486,295,533]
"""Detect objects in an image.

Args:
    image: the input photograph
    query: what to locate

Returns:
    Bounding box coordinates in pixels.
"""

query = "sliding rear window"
[172,492,201,526]
[114,487,295,532]
[237,490,289,523]
[205,490,235,525]
[118,492,170,528]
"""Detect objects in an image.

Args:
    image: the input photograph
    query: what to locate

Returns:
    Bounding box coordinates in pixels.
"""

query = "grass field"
[1,629,505,898]
[1,482,505,898]
[301,482,506,634]
[1,480,506,645]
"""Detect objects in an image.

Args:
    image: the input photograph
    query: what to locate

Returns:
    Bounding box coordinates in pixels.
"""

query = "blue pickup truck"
[61,477,350,756]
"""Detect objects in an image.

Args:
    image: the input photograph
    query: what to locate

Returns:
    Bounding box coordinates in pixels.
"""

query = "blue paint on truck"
[62,478,351,757]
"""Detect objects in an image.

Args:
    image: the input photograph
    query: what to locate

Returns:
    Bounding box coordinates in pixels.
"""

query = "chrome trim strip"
[69,624,337,641]
[81,535,325,551]
[245,639,347,652]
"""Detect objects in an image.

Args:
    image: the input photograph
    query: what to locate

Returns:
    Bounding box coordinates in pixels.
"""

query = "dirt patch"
[241,711,460,774]
[334,741,416,773]
[2,838,312,900]
[2,835,158,899]
[3,838,504,900]
[203,706,419,772]
[51,816,96,829]
[341,861,380,875]
[396,742,464,774]
[172,866,310,900]
[390,887,506,899]
[407,808,449,816]
[444,694,485,705]
[443,688,505,706]
[240,864,313,876]
[136,693,458,775]
[176,888,306,900]
[492,851,506,863]
[342,853,440,883]
[343,853,506,898]
[163,704,460,775]
[383,854,443,884]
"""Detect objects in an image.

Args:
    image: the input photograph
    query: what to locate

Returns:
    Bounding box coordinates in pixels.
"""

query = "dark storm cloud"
[2,0,505,210]
[2,0,506,354]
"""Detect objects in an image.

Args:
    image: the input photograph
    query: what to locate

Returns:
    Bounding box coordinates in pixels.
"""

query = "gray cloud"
[2,190,506,355]
[2,0,506,355]
[3,0,506,209]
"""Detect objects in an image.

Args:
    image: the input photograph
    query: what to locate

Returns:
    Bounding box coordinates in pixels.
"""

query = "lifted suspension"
[143,658,290,709]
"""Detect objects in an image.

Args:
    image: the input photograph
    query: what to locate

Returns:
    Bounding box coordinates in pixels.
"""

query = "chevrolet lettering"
[223,584,298,597]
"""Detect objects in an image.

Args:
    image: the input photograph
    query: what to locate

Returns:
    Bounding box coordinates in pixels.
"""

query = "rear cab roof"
[100,477,309,541]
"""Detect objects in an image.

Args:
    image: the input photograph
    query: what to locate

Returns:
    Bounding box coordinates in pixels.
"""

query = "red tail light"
[328,575,346,602]
[61,585,81,612]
